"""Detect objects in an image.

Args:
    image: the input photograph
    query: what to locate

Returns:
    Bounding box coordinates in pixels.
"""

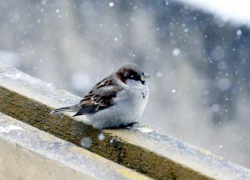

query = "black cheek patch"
[132,74,145,85]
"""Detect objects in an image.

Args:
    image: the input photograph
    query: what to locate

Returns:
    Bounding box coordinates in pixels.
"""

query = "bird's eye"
[130,75,134,78]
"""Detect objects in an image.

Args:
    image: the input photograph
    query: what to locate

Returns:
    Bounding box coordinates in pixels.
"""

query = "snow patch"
[137,127,153,133]
[0,125,23,133]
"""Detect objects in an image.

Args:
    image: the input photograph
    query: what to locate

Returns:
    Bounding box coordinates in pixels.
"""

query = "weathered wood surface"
[0,113,150,180]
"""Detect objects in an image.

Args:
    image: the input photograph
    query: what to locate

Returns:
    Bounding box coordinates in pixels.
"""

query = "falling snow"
[211,104,220,112]
[172,48,180,57]
[217,78,231,91]
[236,29,242,36]
[98,133,105,141]
[109,2,114,7]
[156,71,162,78]
[80,137,92,148]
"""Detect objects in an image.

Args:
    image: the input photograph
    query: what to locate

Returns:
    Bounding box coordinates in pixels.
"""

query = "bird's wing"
[74,76,122,116]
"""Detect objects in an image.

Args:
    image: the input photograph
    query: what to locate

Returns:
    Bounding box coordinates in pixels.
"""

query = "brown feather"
[76,76,122,115]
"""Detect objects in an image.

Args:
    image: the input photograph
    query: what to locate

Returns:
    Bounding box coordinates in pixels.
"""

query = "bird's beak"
[141,73,150,81]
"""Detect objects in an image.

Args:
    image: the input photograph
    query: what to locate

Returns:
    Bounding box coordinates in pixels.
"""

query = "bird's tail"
[50,104,80,115]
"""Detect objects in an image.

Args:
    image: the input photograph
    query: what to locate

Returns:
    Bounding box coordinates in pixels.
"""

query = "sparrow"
[50,63,150,129]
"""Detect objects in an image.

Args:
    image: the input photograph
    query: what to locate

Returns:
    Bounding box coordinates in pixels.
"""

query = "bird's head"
[116,63,150,86]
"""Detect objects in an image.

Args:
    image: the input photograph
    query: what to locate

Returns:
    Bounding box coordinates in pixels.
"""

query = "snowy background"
[1,0,250,168]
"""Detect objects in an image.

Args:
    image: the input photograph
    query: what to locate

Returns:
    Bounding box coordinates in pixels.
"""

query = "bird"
[50,63,150,129]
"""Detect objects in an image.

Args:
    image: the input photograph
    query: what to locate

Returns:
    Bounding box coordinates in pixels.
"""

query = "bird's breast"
[119,85,149,116]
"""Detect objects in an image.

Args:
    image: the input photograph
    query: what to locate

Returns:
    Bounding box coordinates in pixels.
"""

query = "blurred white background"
[0,0,250,168]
